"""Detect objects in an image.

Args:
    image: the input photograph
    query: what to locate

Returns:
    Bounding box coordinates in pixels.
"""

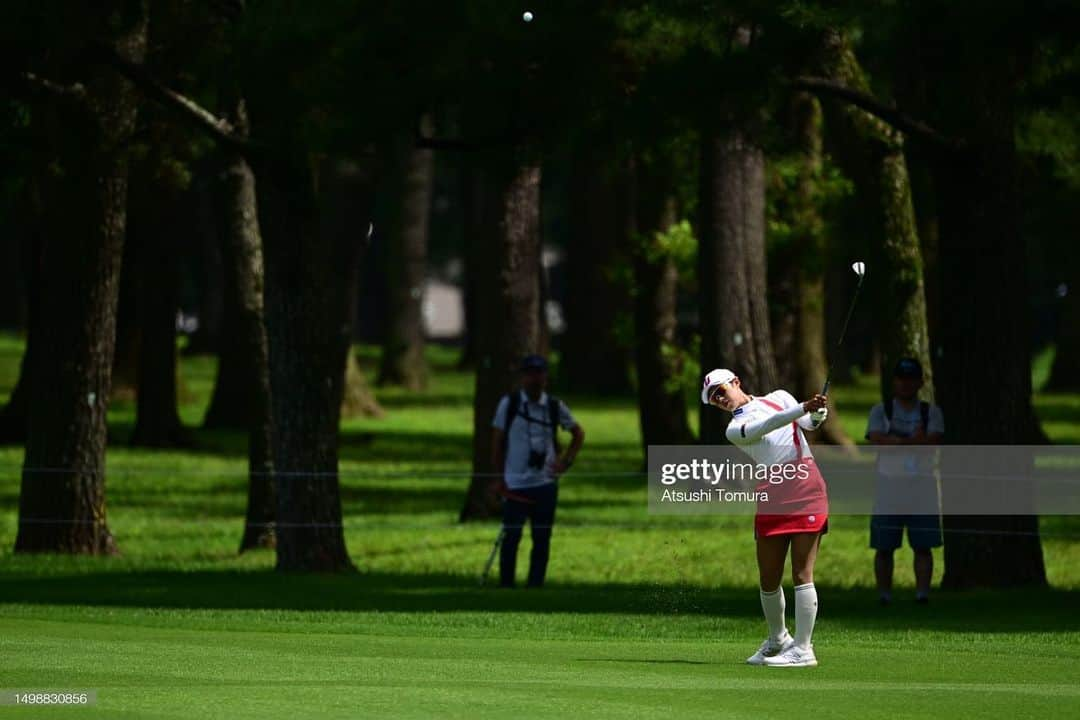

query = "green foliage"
[661,333,701,398]
[642,219,697,272]
[765,152,853,260]
[1019,103,1080,190]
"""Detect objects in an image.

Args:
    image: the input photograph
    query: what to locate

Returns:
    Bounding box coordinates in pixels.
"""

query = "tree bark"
[182,212,224,356]
[461,152,543,521]
[458,159,483,369]
[378,124,434,390]
[0,184,41,444]
[330,160,383,421]
[205,98,276,552]
[633,155,694,447]
[698,124,778,443]
[817,30,934,406]
[561,137,631,395]
[772,90,852,445]
[258,154,355,572]
[15,1,148,554]
[111,229,140,400]
[896,18,1046,588]
[128,155,189,448]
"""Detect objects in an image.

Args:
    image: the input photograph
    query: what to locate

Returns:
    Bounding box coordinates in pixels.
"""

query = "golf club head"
[851,261,866,278]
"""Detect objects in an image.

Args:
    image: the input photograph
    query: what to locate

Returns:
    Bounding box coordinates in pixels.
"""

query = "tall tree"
[217,98,275,552]
[127,162,189,448]
[798,4,1049,587]
[770,89,853,445]
[813,30,934,406]
[13,0,148,553]
[460,152,543,521]
[256,153,354,572]
[906,7,1046,588]
[561,135,631,395]
[698,117,777,443]
[378,120,435,390]
[633,152,695,447]
[0,179,41,444]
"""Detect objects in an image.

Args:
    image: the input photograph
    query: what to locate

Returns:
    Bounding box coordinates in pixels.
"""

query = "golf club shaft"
[822,276,865,396]
[480,528,504,586]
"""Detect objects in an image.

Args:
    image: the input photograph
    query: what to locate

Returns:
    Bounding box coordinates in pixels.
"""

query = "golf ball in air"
[523,11,534,22]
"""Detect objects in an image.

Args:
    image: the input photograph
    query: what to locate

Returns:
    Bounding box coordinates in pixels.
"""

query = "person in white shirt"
[702,368,829,668]
[865,357,944,605]
[491,355,584,588]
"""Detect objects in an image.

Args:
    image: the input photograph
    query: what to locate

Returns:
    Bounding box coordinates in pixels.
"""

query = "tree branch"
[8,72,87,106]
[99,50,253,157]
[791,76,965,151]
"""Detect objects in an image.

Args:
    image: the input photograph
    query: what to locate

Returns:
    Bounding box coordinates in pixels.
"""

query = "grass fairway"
[1,338,1079,718]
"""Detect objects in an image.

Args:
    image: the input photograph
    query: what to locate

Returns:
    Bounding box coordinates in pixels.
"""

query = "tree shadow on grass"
[1,566,1077,634]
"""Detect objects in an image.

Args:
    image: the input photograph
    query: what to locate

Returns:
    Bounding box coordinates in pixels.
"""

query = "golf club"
[821,261,866,396]
[479,528,505,586]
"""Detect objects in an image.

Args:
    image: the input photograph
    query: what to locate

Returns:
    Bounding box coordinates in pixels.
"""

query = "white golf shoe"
[745,631,795,665]
[762,643,818,667]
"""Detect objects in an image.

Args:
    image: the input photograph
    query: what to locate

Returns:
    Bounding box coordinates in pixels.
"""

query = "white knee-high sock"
[794,583,818,649]
[759,586,787,641]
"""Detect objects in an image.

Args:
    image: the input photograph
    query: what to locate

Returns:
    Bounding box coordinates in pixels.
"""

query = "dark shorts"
[870,514,943,551]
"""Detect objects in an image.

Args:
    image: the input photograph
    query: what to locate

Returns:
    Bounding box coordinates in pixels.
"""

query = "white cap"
[701,368,736,405]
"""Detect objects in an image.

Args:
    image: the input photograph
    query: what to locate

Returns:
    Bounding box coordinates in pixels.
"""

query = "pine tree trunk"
[774,90,853,445]
[128,159,188,448]
[457,160,481,369]
[15,1,148,554]
[0,195,40,444]
[561,138,630,395]
[257,154,354,572]
[818,30,934,405]
[204,120,272,432]
[461,153,542,521]
[897,19,1046,588]
[111,231,140,400]
[935,136,1046,589]
[698,125,778,443]
[183,210,224,356]
[378,126,434,390]
[202,98,276,552]
[328,160,383,421]
[633,156,694,447]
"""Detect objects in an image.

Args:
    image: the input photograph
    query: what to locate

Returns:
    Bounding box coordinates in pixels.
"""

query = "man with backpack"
[865,357,944,605]
[491,354,585,588]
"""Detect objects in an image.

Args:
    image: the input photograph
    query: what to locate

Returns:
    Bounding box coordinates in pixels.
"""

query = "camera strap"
[503,392,562,454]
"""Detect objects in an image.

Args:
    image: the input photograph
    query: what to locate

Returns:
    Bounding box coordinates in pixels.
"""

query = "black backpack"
[502,392,562,454]
[885,398,930,434]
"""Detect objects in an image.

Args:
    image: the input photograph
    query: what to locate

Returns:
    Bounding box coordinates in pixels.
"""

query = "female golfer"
[701,368,829,667]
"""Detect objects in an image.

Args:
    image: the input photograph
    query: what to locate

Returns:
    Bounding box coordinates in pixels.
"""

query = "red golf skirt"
[754,457,829,538]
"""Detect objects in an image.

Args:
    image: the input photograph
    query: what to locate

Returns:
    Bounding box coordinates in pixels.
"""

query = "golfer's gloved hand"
[810,408,828,427]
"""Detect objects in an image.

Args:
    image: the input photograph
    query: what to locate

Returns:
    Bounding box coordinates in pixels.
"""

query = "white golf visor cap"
[701,368,736,405]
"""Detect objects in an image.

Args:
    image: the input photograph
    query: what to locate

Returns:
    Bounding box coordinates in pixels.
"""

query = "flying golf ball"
[523,11,534,22]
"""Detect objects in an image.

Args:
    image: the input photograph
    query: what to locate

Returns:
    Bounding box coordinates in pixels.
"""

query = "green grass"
[1,336,1079,718]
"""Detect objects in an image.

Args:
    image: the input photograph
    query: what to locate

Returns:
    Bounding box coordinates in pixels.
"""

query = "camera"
[527,450,547,470]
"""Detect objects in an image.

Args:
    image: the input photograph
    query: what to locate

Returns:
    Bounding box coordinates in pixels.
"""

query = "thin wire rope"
[7,518,1080,538]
